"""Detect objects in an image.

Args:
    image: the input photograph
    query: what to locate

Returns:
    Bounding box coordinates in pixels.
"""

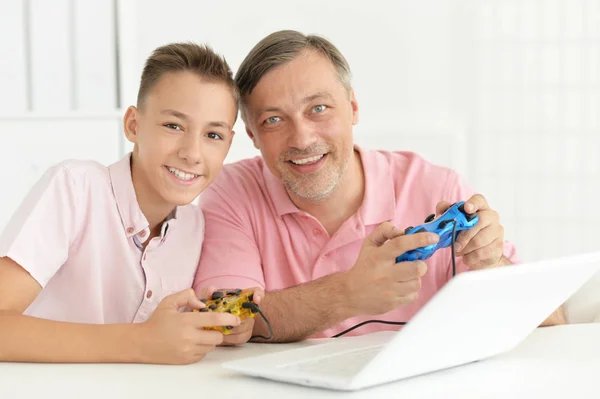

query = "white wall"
[0,0,598,262]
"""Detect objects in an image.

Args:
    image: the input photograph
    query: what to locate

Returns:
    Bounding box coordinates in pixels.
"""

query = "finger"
[365,222,403,248]
[454,210,496,251]
[186,311,241,328]
[394,276,423,295]
[464,194,489,213]
[221,326,253,346]
[194,330,225,346]
[164,288,205,311]
[457,224,503,255]
[248,287,265,304]
[382,232,439,259]
[195,343,219,354]
[436,201,452,216]
[392,261,428,282]
[198,286,218,301]
[461,238,504,269]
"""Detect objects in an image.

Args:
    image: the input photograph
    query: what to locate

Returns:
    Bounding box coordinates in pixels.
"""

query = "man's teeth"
[290,154,324,165]
[167,167,198,181]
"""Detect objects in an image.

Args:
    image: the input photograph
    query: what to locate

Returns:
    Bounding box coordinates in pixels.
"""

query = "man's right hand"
[344,222,439,316]
[135,288,241,365]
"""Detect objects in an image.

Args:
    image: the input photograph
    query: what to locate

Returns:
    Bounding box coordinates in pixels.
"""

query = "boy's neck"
[130,156,175,239]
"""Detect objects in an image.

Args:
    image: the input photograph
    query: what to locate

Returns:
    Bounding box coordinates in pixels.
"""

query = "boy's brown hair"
[137,42,238,109]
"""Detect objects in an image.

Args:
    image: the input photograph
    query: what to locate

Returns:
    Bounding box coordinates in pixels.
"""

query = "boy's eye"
[312,104,327,113]
[265,116,281,124]
[165,123,182,131]
[207,132,223,140]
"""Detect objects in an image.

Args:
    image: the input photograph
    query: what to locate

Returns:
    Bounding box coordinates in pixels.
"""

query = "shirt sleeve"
[0,164,81,287]
[193,182,266,294]
[441,170,521,280]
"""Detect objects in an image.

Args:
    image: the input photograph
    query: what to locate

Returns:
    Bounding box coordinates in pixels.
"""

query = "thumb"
[365,222,403,248]
[164,288,205,311]
[436,201,452,216]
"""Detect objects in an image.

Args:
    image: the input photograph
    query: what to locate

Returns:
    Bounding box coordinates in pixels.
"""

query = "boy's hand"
[137,288,240,364]
[199,286,265,346]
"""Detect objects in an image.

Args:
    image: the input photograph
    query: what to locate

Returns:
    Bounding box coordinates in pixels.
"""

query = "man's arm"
[251,272,354,343]
[493,256,567,327]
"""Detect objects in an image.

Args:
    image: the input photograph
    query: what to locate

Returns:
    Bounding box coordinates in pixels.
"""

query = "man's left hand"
[436,194,509,270]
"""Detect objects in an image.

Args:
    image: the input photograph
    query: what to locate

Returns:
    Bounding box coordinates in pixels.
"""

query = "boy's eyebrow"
[207,121,231,130]
[161,109,189,121]
[161,109,231,130]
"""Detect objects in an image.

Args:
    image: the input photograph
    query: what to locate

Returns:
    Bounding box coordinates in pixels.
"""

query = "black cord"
[332,219,459,338]
[250,304,274,341]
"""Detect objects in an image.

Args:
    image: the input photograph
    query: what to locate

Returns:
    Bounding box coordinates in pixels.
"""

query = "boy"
[0,42,253,364]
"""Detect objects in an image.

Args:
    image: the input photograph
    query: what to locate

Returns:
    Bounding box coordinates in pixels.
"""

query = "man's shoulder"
[207,156,267,194]
[362,148,458,183]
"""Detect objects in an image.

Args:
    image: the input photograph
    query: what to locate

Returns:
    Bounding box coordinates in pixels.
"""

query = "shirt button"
[312,228,322,236]
[126,227,134,234]
[300,215,309,221]
[146,290,153,299]
[139,230,146,237]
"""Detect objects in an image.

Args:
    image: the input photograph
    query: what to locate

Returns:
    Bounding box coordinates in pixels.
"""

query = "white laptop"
[222,251,600,391]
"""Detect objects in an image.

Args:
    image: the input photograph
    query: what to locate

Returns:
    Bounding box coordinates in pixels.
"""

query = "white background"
[0,0,599,262]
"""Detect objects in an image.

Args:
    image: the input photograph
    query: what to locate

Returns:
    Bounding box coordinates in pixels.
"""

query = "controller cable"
[247,302,274,341]
[331,220,458,338]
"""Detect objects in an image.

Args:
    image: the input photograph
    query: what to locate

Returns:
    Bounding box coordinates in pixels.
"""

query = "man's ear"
[123,106,140,144]
[246,127,260,150]
[350,89,359,125]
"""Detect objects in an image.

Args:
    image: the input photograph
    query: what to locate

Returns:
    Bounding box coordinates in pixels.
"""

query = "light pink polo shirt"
[194,147,519,338]
[0,153,204,324]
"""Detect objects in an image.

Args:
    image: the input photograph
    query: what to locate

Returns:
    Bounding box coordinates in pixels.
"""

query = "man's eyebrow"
[160,109,189,121]
[254,92,335,119]
[302,91,334,104]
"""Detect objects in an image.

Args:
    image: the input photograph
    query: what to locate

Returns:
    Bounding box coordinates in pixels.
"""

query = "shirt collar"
[355,145,396,225]
[108,153,178,238]
[261,145,396,225]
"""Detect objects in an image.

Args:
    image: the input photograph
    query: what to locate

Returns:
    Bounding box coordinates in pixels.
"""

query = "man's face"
[243,51,359,200]
[124,71,237,207]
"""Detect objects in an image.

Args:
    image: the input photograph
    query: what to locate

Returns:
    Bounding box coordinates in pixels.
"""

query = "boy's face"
[124,71,237,208]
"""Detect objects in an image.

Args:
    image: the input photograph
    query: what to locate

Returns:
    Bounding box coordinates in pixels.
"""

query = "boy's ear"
[246,127,259,150]
[123,106,139,144]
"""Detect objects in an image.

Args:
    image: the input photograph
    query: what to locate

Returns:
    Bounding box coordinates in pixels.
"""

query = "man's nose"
[287,120,317,150]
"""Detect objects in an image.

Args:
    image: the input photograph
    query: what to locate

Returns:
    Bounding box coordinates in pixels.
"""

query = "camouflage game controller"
[194,289,258,335]
[396,201,479,262]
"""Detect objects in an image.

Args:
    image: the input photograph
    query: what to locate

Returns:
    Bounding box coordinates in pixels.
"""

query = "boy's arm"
[0,256,144,363]
[0,256,240,364]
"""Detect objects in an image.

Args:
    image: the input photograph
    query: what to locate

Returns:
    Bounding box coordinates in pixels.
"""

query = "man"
[194,30,566,343]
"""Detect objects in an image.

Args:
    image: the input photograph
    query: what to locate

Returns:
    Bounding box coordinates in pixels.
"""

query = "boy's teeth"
[167,167,197,181]
[290,154,324,165]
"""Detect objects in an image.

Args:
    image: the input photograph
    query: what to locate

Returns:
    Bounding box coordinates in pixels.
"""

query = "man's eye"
[207,132,223,140]
[265,116,281,124]
[165,123,182,131]
[312,105,327,113]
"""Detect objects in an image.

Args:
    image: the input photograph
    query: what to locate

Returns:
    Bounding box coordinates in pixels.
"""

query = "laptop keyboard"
[277,346,383,377]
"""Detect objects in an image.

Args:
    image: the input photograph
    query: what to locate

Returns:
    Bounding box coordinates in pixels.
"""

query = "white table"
[2,323,600,398]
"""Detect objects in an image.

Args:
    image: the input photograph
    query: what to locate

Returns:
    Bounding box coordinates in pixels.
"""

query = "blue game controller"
[395,201,479,262]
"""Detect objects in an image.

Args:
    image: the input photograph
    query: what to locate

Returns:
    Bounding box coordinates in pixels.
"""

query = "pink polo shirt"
[0,153,204,324]
[194,146,519,338]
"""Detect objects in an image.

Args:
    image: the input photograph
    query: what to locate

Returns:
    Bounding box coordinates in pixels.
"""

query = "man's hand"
[344,222,438,316]
[436,194,508,270]
[198,286,265,346]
